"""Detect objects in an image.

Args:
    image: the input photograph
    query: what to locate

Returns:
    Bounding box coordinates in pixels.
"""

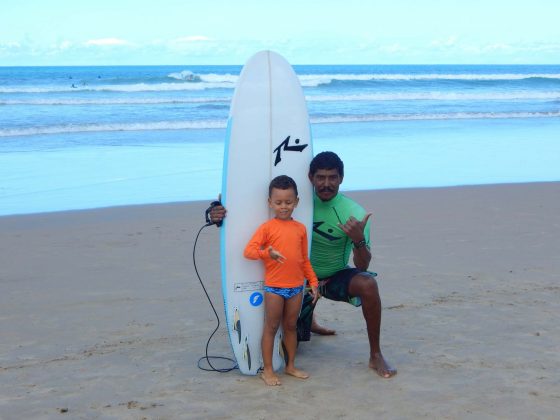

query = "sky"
[1,0,559,66]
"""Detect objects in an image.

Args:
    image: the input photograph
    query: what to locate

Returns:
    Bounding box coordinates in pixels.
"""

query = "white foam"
[166,70,238,84]
[3,111,560,137]
[299,73,560,87]
[310,111,560,123]
[3,91,558,106]
[4,72,558,93]
[1,97,230,106]
[0,120,227,137]
[198,73,238,84]
[307,91,560,102]
[167,70,201,81]
[0,81,235,94]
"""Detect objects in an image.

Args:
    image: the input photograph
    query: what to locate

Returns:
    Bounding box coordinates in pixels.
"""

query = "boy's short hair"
[269,175,298,197]
[309,151,344,177]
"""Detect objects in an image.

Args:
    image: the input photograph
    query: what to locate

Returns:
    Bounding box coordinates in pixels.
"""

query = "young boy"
[244,175,319,386]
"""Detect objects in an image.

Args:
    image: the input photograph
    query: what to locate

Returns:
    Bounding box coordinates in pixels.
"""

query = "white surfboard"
[221,51,313,375]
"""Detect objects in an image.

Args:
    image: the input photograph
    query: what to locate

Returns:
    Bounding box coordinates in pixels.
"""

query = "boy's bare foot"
[260,371,281,386]
[285,366,310,379]
[311,320,336,335]
[369,353,397,378]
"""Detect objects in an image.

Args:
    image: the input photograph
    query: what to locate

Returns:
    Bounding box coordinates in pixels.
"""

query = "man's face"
[309,168,343,202]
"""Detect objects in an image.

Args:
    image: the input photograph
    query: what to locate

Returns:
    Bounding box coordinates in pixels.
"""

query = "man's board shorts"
[296,267,377,342]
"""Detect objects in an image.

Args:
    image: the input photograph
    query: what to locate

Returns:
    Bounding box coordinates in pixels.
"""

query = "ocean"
[1,64,560,216]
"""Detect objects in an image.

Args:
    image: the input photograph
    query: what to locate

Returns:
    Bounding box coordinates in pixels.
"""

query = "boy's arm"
[243,225,269,260]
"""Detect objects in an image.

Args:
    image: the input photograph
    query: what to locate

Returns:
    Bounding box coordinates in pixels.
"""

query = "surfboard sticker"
[234,281,263,292]
[233,307,241,344]
[221,50,313,375]
[273,135,309,166]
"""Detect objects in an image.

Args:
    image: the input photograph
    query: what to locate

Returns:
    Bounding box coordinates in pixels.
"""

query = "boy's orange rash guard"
[244,218,318,288]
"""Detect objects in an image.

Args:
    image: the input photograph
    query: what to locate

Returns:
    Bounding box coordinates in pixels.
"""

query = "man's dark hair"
[309,151,344,177]
[268,175,298,197]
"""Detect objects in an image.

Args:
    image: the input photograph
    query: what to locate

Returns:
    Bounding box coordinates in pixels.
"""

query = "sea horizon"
[3,63,560,67]
[1,63,559,216]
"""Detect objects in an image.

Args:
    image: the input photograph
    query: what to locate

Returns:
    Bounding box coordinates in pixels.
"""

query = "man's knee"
[349,272,379,298]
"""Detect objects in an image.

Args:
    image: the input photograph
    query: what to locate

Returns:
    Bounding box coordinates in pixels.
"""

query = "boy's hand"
[309,286,319,305]
[268,246,286,263]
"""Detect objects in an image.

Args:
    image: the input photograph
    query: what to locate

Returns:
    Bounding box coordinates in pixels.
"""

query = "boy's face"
[268,187,299,220]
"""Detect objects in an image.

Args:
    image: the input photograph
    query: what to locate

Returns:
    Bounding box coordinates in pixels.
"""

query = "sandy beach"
[1,182,559,419]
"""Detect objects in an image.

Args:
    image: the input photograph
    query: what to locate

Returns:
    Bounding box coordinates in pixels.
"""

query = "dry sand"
[1,183,559,419]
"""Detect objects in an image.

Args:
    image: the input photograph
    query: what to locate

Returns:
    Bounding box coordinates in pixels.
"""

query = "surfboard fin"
[276,332,289,366]
[243,337,251,371]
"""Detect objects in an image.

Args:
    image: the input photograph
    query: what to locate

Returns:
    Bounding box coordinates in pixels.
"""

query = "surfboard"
[220,51,313,375]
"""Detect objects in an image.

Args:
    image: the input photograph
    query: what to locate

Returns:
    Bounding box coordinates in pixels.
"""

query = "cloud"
[431,36,458,48]
[57,40,73,50]
[0,41,21,50]
[482,43,513,52]
[172,35,211,43]
[379,43,407,53]
[513,41,560,53]
[166,35,214,53]
[85,38,132,47]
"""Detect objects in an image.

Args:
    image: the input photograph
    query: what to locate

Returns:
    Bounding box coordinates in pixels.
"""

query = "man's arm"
[352,241,372,272]
[338,213,372,272]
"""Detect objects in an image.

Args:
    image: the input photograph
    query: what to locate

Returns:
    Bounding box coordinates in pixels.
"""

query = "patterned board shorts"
[297,268,377,342]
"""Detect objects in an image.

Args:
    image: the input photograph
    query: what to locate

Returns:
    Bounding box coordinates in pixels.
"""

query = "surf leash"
[192,203,237,373]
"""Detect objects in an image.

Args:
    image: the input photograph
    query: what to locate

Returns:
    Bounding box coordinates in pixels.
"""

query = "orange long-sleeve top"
[243,218,318,288]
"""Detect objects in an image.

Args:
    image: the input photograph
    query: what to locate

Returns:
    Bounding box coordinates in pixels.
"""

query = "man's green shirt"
[310,193,371,279]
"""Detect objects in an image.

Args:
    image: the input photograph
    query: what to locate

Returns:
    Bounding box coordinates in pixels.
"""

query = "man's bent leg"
[348,273,397,378]
[311,313,336,335]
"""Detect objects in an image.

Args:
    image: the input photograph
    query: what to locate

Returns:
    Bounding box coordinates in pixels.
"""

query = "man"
[209,151,396,378]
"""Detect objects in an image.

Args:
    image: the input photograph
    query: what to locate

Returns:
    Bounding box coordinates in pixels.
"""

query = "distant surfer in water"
[209,152,396,378]
[244,175,319,386]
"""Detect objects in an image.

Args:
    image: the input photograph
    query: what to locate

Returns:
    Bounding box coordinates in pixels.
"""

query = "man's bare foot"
[369,353,397,378]
[260,371,281,386]
[285,366,310,379]
[311,320,336,335]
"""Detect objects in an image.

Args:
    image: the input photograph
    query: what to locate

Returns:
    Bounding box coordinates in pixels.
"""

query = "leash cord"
[192,223,237,373]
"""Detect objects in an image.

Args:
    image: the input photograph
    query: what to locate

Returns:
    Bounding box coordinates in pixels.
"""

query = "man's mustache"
[319,187,335,193]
